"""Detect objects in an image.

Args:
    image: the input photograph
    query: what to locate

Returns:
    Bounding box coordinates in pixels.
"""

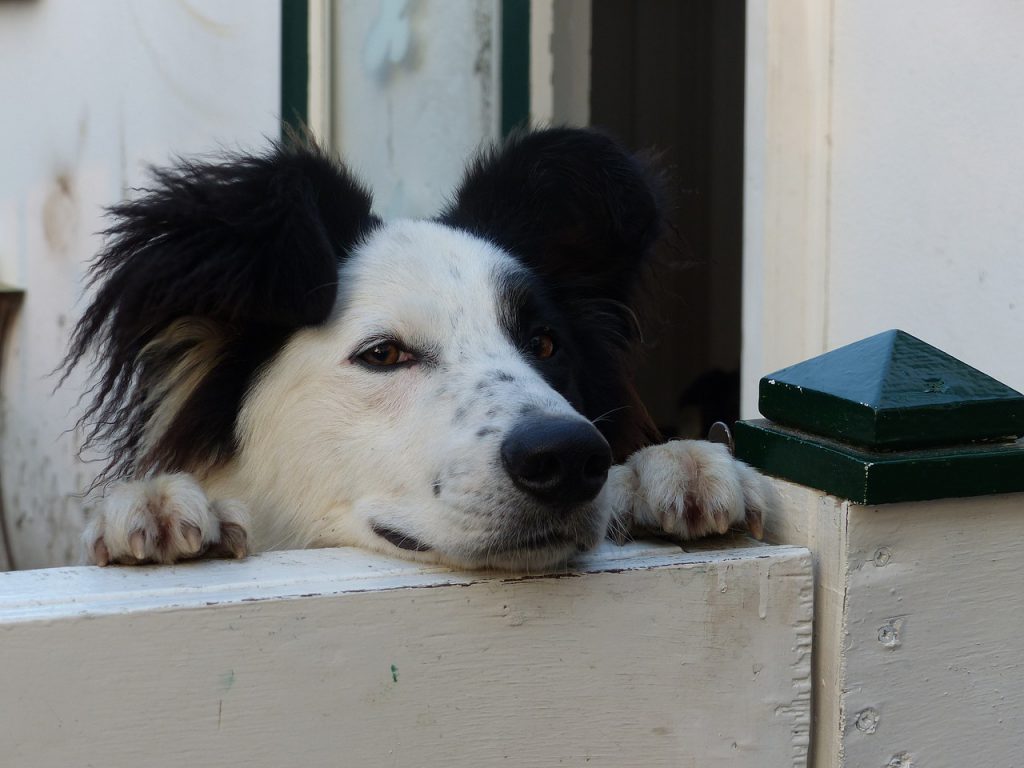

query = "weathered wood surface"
[767,479,1024,767]
[0,1,280,569]
[0,539,811,768]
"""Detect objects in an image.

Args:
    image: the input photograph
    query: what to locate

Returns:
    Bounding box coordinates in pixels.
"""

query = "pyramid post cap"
[758,329,1024,450]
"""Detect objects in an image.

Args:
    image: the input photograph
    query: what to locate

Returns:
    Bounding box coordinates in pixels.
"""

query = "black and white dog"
[64,128,769,571]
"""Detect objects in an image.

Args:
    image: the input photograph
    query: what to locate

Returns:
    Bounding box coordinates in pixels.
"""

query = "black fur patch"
[443,128,665,460]
[62,138,378,481]
[440,128,663,305]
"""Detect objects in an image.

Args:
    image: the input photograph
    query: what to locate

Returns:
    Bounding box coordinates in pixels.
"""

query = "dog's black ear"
[439,127,664,304]
[77,140,376,340]
[64,139,378,481]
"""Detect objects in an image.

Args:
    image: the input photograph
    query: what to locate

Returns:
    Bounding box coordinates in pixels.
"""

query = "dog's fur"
[64,128,769,571]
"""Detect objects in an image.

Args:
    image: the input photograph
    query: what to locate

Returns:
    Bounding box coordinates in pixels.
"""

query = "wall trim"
[741,0,835,417]
[281,0,309,134]
[501,0,530,136]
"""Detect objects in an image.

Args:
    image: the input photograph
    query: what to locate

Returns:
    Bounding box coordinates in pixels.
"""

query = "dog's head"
[66,128,665,569]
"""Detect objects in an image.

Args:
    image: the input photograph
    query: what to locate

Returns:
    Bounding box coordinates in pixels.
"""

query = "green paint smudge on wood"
[221,670,235,691]
[390,664,398,683]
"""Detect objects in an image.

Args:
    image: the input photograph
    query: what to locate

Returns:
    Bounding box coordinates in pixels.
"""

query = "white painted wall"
[743,1,1024,416]
[331,0,501,219]
[0,0,281,569]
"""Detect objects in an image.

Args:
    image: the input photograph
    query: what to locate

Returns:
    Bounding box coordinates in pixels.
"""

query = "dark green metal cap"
[759,329,1024,449]
[736,330,1024,504]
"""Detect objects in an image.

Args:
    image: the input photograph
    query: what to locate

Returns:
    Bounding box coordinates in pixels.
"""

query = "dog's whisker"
[589,405,631,426]
[303,279,341,300]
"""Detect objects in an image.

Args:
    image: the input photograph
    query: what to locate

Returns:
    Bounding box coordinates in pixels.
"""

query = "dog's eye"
[529,330,557,360]
[357,342,411,367]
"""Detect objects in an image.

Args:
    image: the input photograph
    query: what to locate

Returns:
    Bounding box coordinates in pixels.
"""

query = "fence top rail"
[0,537,800,624]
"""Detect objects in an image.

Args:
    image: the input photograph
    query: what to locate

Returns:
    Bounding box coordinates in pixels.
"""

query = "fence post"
[734,329,1024,768]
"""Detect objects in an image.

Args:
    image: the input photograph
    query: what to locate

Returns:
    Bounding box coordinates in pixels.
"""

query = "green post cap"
[734,330,1024,504]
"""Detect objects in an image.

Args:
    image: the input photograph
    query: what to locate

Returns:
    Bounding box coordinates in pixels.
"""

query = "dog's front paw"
[603,440,769,542]
[83,473,251,565]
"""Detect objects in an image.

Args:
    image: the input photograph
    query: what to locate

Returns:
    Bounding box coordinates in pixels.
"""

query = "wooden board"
[0,539,812,768]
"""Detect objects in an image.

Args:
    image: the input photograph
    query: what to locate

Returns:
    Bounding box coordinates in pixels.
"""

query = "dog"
[63,127,770,572]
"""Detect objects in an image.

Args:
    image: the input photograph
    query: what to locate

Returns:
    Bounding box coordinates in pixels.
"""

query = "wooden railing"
[0,539,811,768]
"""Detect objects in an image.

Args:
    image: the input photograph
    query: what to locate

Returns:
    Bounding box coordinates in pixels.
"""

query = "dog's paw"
[82,473,251,565]
[603,440,769,542]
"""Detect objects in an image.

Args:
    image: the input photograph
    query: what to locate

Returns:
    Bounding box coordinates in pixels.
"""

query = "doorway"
[589,0,746,438]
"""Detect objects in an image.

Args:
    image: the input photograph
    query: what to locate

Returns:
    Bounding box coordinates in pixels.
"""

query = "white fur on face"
[207,220,610,570]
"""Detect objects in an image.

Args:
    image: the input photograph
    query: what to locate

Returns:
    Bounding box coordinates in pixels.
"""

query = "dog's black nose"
[500,416,612,504]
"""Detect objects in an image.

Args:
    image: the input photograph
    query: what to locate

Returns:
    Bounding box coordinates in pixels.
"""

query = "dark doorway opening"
[590,0,746,438]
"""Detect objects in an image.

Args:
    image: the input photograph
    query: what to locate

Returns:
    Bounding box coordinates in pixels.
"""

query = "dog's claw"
[218,521,249,559]
[93,539,110,567]
[182,523,203,554]
[745,507,765,540]
[713,506,731,535]
[129,530,147,560]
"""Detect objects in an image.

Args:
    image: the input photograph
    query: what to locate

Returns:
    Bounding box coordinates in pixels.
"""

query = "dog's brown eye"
[359,342,404,366]
[530,331,557,360]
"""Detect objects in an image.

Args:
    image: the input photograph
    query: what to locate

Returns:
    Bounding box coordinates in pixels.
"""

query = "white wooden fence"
[1,539,812,768]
